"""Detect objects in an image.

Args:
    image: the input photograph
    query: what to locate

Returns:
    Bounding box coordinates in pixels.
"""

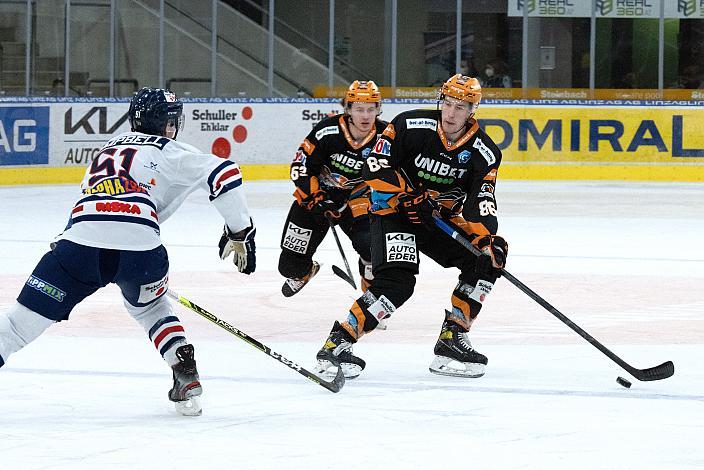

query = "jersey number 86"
[478,200,497,216]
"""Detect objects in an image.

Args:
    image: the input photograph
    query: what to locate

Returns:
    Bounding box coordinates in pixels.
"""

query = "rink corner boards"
[1,163,703,186]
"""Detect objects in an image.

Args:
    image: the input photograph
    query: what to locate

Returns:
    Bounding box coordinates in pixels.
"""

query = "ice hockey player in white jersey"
[0,87,256,416]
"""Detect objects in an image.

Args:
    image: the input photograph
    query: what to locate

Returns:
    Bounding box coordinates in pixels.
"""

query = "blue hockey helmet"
[128,87,184,138]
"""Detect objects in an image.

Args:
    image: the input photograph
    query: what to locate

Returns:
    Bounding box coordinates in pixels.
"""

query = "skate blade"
[315,359,362,380]
[428,356,485,378]
[175,396,202,416]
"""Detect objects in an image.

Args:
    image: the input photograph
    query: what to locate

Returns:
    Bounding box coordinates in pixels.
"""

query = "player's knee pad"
[0,302,54,363]
[367,267,416,308]
[278,250,313,279]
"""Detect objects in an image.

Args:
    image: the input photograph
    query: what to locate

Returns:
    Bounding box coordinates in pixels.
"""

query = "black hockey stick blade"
[332,264,357,289]
[628,360,675,382]
[167,290,345,393]
[432,215,675,382]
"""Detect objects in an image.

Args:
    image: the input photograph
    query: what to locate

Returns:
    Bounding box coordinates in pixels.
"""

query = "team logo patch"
[478,182,495,198]
[138,274,169,304]
[385,232,417,263]
[457,150,471,163]
[283,222,313,254]
[362,147,371,157]
[373,139,391,156]
[406,118,437,131]
[315,125,339,140]
[26,275,65,302]
[468,280,493,304]
[472,138,496,165]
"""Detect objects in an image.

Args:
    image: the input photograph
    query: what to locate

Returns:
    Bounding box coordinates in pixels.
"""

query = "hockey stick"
[326,216,357,290]
[432,215,675,382]
[166,289,345,393]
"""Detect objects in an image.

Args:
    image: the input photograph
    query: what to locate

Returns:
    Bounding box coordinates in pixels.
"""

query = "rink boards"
[0,97,703,184]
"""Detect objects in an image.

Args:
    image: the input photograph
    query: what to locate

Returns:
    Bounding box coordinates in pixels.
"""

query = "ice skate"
[282,261,321,297]
[315,321,366,379]
[429,316,487,378]
[168,344,203,416]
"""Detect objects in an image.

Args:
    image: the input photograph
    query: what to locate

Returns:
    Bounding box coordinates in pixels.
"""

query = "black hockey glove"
[473,234,508,278]
[397,190,436,227]
[218,219,256,274]
[307,191,343,224]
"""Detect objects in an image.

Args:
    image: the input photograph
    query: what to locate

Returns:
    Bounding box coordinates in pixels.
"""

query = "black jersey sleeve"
[461,129,503,234]
[291,116,338,205]
[362,115,412,209]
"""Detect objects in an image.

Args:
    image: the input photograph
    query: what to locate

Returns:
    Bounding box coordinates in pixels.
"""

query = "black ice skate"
[429,314,487,378]
[315,321,366,379]
[282,261,321,297]
[169,344,203,416]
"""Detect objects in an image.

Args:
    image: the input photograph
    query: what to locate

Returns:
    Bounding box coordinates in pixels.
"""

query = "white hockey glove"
[218,220,256,274]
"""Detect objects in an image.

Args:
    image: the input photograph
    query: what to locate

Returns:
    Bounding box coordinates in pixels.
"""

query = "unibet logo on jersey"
[283,222,313,254]
[0,106,50,165]
[385,232,417,263]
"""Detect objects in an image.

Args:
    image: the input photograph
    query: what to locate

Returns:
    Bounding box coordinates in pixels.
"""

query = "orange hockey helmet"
[439,74,482,113]
[344,80,381,106]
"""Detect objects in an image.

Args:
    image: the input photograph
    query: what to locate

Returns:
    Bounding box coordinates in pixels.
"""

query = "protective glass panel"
[164,0,213,97]
[524,16,590,88]
[216,0,270,97]
[115,0,159,97]
[274,0,331,96]
[31,0,65,96]
[395,0,455,88]
[334,0,386,86]
[461,0,519,89]
[664,17,704,91]
[0,0,29,96]
[69,0,111,97]
[595,17,659,89]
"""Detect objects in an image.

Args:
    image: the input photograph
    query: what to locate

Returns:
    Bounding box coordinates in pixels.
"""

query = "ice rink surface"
[1,180,703,470]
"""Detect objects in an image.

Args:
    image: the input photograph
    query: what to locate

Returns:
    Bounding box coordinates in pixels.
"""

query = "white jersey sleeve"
[172,142,251,232]
[56,132,252,251]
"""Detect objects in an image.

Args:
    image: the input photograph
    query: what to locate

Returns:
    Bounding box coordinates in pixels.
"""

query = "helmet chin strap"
[445,121,467,143]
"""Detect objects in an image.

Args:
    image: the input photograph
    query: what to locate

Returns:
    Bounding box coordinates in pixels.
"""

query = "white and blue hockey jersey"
[57,131,251,251]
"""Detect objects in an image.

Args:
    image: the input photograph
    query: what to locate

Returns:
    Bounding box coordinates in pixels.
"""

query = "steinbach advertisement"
[33,99,704,168]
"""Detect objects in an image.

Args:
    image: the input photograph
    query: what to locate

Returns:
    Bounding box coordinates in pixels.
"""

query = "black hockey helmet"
[128,87,183,138]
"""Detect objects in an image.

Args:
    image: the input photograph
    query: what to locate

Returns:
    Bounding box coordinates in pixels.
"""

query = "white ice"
[0,180,703,470]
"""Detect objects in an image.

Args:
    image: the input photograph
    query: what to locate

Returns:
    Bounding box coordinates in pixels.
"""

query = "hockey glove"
[473,235,508,278]
[308,191,343,224]
[397,190,436,227]
[218,219,256,274]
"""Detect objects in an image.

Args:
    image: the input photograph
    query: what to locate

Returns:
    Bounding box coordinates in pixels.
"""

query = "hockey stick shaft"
[432,215,674,382]
[327,217,357,289]
[166,289,345,392]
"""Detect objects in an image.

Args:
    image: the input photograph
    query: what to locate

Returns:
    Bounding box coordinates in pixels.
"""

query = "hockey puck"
[616,376,632,388]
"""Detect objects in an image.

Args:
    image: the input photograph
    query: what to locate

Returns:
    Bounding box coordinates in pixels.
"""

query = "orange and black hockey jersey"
[291,113,388,206]
[363,109,502,236]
